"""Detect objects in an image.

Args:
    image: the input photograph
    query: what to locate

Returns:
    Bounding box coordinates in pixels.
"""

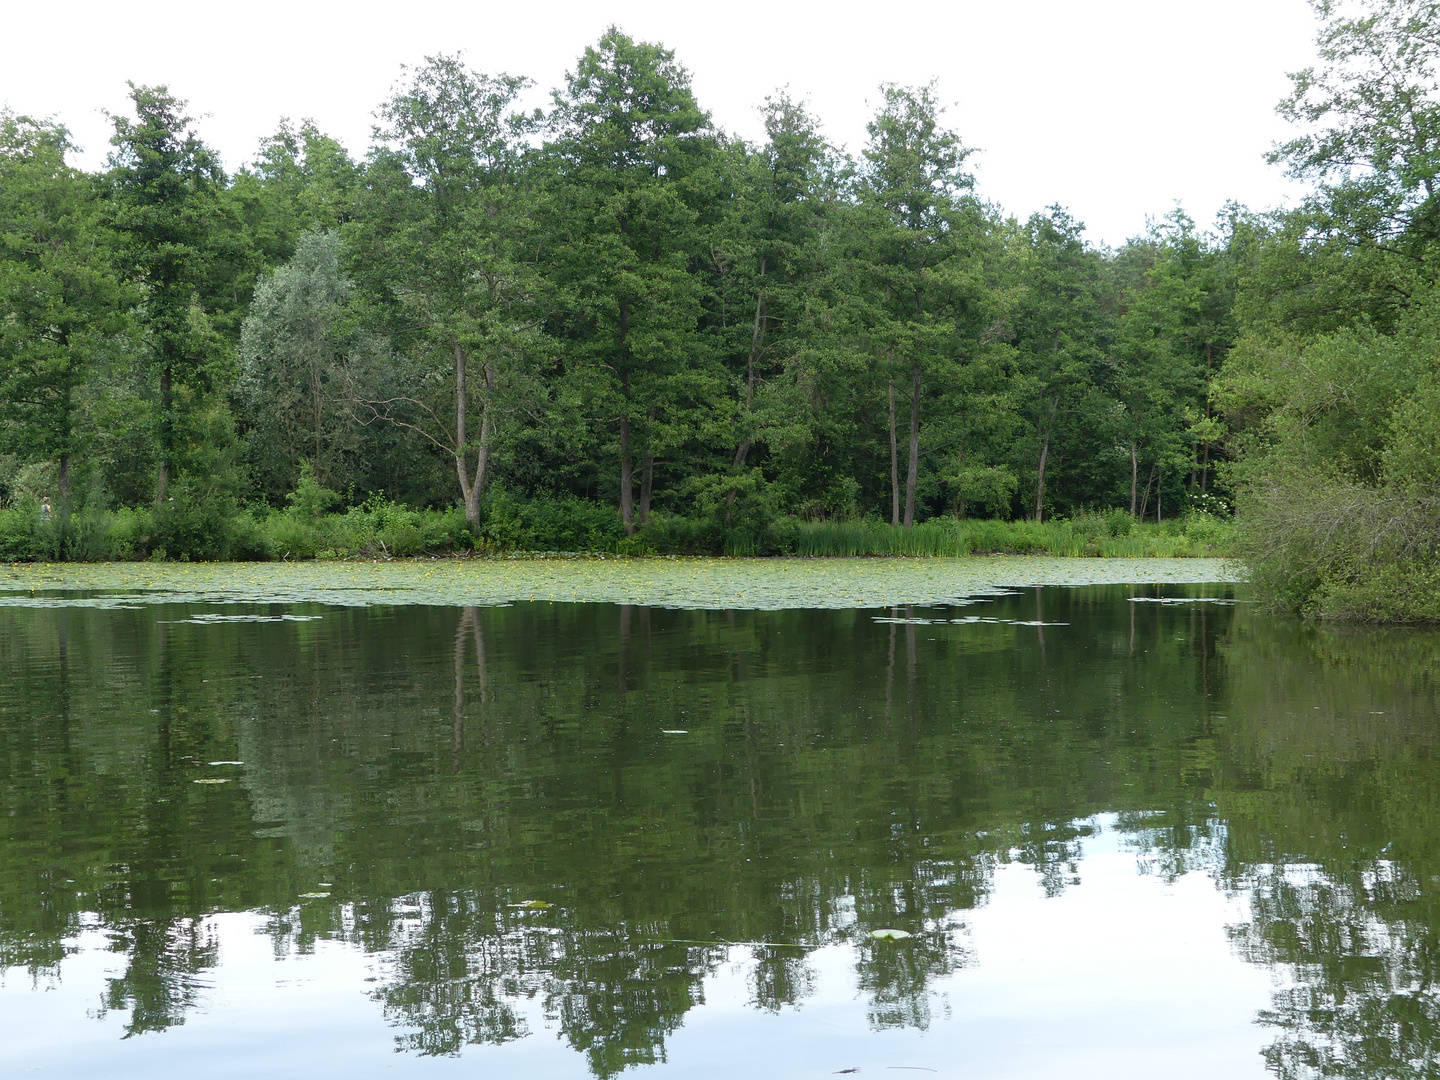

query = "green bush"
[253,494,475,560]
[107,508,154,560]
[29,509,119,562]
[480,490,623,553]
[150,487,270,562]
[0,507,35,561]
[788,515,1230,559]
[636,513,721,555]
[263,513,323,559]
[1105,509,1134,538]
[1310,558,1440,623]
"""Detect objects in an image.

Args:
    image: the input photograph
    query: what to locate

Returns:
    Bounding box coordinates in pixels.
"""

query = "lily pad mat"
[0,557,1240,611]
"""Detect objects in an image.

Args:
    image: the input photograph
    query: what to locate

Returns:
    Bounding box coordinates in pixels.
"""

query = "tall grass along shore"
[0,497,1232,563]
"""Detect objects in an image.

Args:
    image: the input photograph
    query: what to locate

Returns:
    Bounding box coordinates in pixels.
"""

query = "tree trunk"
[156,364,172,504]
[639,452,654,525]
[1130,442,1138,516]
[888,375,900,527]
[724,439,751,525]
[1201,398,1211,494]
[313,359,324,479]
[452,339,491,529]
[726,276,765,524]
[1034,405,1055,523]
[1157,470,1162,524]
[619,415,634,534]
[1139,463,1156,521]
[454,339,471,518]
[57,378,72,509]
[903,363,921,529]
[461,407,491,529]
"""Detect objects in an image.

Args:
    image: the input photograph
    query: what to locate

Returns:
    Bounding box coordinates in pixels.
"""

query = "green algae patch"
[0,556,1241,611]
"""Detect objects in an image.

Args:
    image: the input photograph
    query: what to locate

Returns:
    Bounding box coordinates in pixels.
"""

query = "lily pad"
[870,928,913,941]
[508,900,553,910]
[298,891,331,900]
[0,558,1241,612]
[192,778,231,785]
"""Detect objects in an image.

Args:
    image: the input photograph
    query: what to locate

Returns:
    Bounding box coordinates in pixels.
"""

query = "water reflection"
[1,586,1438,1076]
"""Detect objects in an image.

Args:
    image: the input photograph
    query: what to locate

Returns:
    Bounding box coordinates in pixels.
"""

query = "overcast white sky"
[3,0,1319,247]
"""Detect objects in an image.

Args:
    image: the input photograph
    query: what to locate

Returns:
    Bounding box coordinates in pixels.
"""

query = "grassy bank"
[0,498,1234,563]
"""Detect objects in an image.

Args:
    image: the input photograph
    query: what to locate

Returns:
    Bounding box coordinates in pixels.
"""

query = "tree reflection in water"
[3,587,1440,1076]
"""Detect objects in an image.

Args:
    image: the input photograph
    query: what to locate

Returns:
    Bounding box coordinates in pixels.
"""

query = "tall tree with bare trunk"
[354,55,542,528]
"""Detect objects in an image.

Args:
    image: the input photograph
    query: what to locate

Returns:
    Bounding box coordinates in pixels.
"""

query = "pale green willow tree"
[235,230,384,500]
[353,55,544,527]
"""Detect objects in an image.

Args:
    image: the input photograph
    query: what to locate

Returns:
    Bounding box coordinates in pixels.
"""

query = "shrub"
[480,490,623,553]
[263,513,324,559]
[107,508,154,560]
[1310,558,1440,623]
[1105,509,1134,538]
[0,507,34,561]
[636,513,721,555]
[150,484,271,561]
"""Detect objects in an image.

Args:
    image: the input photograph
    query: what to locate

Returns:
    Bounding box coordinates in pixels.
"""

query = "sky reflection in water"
[1,582,1435,1079]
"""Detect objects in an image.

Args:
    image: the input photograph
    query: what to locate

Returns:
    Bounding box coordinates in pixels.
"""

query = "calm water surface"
[2,583,1437,1079]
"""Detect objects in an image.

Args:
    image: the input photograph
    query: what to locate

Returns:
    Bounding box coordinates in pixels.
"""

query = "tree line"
[0,27,1238,546]
[5,1,1439,605]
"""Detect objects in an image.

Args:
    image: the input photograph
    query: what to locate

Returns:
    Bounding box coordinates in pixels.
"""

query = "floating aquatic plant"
[0,558,1241,612]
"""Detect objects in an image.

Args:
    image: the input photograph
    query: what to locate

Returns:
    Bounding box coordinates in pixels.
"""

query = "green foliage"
[0,111,132,505]
[1,28,1276,566]
[943,462,1019,519]
[1225,285,1440,619]
[255,496,474,560]
[283,461,341,519]
[1207,2,1440,621]
[236,230,367,500]
[105,84,233,499]
[1310,557,1440,622]
[1271,0,1440,268]
[541,28,729,533]
[478,490,623,553]
[151,484,269,562]
[354,55,545,526]
[0,507,32,560]
[790,514,1230,558]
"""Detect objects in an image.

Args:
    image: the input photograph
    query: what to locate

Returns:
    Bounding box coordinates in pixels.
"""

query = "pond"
[0,558,1434,1079]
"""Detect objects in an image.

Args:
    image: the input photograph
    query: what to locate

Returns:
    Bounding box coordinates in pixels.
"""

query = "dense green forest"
[2,1,1439,616]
